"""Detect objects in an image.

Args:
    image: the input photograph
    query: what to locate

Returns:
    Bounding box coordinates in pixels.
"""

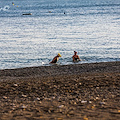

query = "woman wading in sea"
[50,53,62,63]
[72,51,81,62]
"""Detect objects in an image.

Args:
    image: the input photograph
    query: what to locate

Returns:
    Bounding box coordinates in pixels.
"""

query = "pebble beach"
[0,61,120,120]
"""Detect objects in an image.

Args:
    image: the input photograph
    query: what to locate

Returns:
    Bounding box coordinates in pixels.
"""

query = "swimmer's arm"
[78,56,82,61]
[72,56,76,62]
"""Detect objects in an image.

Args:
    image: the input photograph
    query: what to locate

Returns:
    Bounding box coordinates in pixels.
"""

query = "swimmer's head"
[74,51,77,54]
[58,53,61,57]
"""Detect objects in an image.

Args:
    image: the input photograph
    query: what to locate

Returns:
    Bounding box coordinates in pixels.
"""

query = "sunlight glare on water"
[0,0,120,69]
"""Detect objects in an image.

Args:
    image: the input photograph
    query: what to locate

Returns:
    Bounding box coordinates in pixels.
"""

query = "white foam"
[0,5,10,11]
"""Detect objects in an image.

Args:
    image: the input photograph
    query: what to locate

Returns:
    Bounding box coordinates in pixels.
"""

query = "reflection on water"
[0,0,120,69]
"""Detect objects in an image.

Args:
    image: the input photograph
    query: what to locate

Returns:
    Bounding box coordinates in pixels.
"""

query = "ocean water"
[0,0,120,69]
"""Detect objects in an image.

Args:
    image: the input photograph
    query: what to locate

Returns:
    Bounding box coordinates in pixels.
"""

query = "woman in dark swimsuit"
[72,51,81,62]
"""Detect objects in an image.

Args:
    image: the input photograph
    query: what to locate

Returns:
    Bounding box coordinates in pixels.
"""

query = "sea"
[0,0,120,69]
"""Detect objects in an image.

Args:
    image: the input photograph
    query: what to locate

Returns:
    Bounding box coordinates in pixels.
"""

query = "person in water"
[50,53,62,63]
[72,51,81,62]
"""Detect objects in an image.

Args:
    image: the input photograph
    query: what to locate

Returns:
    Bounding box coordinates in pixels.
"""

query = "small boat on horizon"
[22,13,32,15]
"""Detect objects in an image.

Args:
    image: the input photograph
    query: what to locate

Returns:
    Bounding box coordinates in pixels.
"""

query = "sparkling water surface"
[0,0,120,69]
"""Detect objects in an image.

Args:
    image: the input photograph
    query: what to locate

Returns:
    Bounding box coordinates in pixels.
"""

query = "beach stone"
[22,94,27,98]
[89,101,92,104]
[81,101,87,104]
[95,97,99,100]
[13,84,18,87]
[58,105,64,108]
[99,102,106,105]
[83,117,88,120]
[21,105,27,109]
[35,97,40,101]
[3,96,7,99]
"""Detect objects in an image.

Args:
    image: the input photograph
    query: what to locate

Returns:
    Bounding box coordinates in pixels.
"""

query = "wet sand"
[0,61,120,120]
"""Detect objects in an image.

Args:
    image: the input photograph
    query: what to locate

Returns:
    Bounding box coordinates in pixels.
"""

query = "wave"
[0,5,10,11]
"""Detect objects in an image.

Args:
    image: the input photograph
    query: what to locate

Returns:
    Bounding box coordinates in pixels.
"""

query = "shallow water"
[0,0,120,69]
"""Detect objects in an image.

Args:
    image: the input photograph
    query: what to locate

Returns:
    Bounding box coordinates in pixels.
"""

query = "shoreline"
[0,61,120,78]
[0,61,120,120]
